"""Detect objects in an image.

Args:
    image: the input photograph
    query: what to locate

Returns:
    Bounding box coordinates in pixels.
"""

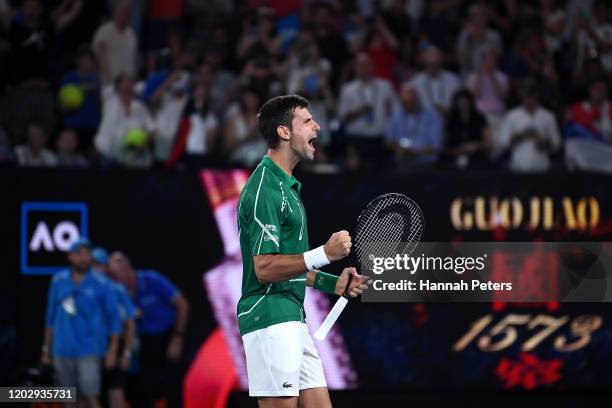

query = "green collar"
[261,155,302,193]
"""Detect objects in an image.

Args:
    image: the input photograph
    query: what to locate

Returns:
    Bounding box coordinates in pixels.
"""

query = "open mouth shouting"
[307,136,317,153]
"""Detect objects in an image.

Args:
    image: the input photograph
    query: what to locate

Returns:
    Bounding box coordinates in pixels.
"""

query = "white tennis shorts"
[242,321,327,397]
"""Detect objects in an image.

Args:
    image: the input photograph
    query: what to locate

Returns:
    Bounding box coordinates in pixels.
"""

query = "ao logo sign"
[30,220,81,252]
[21,202,88,275]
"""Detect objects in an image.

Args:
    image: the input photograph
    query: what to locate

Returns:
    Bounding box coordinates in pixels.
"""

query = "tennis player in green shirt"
[237,95,369,407]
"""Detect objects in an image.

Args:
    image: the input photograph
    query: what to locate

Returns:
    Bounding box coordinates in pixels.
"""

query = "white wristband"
[303,245,330,270]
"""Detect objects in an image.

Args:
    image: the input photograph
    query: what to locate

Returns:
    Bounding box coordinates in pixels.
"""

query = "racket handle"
[314,296,349,341]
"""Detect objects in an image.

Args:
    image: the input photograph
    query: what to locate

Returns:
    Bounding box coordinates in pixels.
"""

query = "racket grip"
[314,296,349,341]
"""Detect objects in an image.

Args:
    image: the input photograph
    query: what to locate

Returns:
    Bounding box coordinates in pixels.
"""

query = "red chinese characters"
[495,352,563,389]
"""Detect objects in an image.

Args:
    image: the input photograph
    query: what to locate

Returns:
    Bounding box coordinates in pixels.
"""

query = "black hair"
[447,88,481,124]
[451,89,476,110]
[257,94,309,149]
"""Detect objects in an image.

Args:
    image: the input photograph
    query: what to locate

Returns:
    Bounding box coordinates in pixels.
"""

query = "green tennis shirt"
[237,155,309,336]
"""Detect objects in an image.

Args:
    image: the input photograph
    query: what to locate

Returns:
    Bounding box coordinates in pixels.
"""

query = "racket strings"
[354,194,424,268]
[357,196,423,243]
[356,220,411,263]
[356,198,412,245]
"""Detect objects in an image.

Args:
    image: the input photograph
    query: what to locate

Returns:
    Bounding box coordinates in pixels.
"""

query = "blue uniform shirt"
[112,281,136,322]
[384,106,444,164]
[45,269,122,357]
[134,270,179,335]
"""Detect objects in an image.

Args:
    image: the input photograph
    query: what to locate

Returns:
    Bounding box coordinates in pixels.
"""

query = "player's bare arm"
[253,230,352,283]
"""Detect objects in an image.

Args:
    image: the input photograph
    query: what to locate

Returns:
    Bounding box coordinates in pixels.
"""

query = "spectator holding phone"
[497,78,561,172]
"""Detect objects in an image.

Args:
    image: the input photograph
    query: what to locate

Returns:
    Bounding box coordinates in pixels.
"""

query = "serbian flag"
[564,102,612,173]
[565,101,612,141]
[165,99,218,168]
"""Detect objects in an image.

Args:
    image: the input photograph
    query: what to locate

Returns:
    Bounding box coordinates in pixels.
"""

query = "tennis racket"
[314,193,425,340]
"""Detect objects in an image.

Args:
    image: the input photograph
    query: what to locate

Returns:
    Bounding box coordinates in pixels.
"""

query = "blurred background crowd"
[0,0,611,173]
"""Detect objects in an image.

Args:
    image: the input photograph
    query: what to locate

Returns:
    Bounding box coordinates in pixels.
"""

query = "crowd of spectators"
[0,0,611,173]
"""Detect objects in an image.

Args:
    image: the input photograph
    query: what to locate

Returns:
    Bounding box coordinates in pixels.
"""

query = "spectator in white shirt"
[410,46,461,113]
[15,123,58,167]
[92,1,137,84]
[94,73,155,167]
[164,80,219,169]
[337,52,397,159]
[497,79,561,172]
[185,81,219,159]
[149,70,190,163]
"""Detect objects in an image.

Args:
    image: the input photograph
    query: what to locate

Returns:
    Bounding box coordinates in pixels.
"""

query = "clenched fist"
[323,230,351,261]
